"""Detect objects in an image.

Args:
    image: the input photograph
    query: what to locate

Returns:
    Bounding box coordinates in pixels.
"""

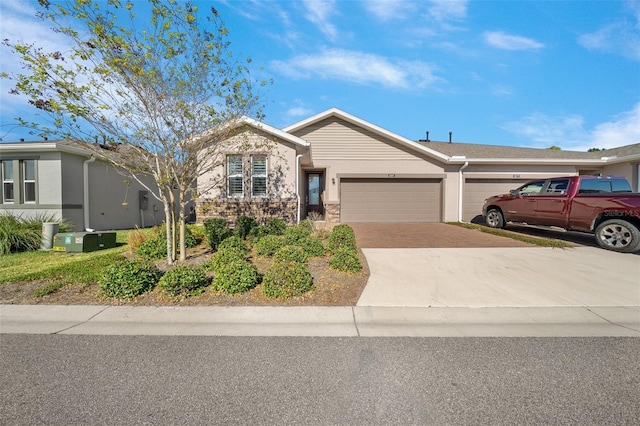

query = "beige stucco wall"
[198,128,300,200]
[601,162,639,191]
[291,116,462,220]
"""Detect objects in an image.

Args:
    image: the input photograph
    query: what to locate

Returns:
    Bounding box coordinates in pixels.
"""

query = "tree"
[1,0,267,263]
[547,145,562,150]
[587,147,604,152]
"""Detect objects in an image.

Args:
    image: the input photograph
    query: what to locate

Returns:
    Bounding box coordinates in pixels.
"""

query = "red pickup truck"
[482,175,640,253]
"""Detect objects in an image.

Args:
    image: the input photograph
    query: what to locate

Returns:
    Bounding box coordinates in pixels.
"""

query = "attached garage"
[340,178,442,222]
[462,178,529,221]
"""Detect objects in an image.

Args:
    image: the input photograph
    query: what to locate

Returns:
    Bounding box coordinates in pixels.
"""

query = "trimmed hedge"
[212,260,260,294]
[330,246,362,273]
[158,266,209,297]
[327,224,357,253]
[206,247,247,272]
[284,224,311,245]
[255,235,285,257]
[99,260,161,300]
[265,218,287,235]
[204,218,232,250]
[274,245,308,263]
[217,235,248,254]
[297,236,325,257]
[262,260,313,299]
[235,216,258,239]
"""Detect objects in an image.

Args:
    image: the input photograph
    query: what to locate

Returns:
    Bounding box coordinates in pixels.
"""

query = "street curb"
[1,305,639,337]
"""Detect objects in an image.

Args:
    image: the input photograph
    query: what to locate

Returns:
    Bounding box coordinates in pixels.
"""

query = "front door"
[306,172,324,218]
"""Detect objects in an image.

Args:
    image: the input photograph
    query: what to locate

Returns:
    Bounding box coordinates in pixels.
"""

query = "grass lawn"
[448,222,574,248]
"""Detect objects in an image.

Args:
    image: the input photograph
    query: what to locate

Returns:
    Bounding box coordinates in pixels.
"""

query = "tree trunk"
[178,193,187,262]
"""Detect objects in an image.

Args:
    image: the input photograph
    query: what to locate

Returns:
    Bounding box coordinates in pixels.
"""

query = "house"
[0,140,165,231]
[197,108,640,225]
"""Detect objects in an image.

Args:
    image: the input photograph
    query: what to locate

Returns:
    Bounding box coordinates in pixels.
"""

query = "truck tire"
[485,208,505,229]
[595,219,640,253]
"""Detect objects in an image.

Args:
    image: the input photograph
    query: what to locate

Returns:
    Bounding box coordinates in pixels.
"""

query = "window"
[227,155,244,197]
[2,160,14,203]
[251,155,267,197]
[23,160,36,203]
[517,180,544,195]
[579,178,632,194]
[543,179,570,194]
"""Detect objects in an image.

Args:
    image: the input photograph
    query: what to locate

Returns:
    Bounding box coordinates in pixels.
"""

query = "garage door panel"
[463,179,529,221]
[340,178,442,222]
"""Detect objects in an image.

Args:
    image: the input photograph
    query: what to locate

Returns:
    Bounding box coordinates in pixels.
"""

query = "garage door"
[340,178,442,222]
[463,179,529,221]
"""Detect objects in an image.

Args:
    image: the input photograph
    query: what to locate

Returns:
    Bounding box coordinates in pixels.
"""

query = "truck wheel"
[485,209,505,229]
[595,219,640,253]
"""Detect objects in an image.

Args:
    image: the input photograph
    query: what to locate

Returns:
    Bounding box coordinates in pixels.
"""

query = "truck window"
[578,179,632,194]
[517,180,545,195]
[544,179,570,194]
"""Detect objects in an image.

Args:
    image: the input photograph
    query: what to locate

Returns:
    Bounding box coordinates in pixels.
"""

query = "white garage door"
[463,179,529,221]
[340,178,442,222]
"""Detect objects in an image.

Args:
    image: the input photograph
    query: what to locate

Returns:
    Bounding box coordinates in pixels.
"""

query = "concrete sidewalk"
[2,304,639,337]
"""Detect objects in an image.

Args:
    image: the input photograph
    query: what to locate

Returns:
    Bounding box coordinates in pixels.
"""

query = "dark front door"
[306,172,324,218]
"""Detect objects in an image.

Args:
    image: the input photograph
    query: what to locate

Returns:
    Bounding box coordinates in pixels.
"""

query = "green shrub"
[327,224,357,253]
[136,234,167,260]
[299,236,325,257]
[135,226,198,260]
[204,218,232,250]
[298,219,314,233]
[247,225,269,242]
[158,266,209,297]
[99,260,161,300]
[186,224,206,244]
[206,247,247,272]
[235,216,258,239]
[181,225,199,248]
[217,235,248,254]
[212,260,260,294]
[274,245,308,263]
[255,235,285,257]
[0,214,40,255]
[262,260,313,299]
[330,247,362,273]
[0,212,71,255]
[265,218,287,235]
[284,224,311,245]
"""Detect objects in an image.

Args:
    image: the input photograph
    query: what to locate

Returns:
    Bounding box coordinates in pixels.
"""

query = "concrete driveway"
[350,224,640,309]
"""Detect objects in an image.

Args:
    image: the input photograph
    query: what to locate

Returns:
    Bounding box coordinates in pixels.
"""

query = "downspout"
[295,152,309,224]
[83,155,96,231]
[458,161,469,222]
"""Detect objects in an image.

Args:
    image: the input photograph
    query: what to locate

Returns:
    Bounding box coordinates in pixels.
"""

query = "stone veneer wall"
[323,202,340,223]
[198,199,298,227]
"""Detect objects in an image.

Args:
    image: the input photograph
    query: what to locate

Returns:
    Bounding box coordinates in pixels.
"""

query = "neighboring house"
[198,108,640,225]
[0,140,164,231]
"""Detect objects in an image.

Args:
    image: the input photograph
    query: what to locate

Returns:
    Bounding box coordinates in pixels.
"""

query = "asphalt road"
[1,335,639,425]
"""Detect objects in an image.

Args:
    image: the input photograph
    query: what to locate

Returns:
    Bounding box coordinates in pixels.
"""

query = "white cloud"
[302,0,339,41]
[483,31,544,51]
[427,0,468,22]
[577,0,640,61]
[363,0,418,22]
[501,104,640,150]
[270,48,441,89]
[286,106,314,118]
[578,22,640,61]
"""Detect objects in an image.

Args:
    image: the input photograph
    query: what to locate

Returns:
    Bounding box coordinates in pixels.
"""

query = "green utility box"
[53,232,116,253]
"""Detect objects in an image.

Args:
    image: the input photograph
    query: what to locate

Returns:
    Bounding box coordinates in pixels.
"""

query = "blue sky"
[1,0,639,151]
